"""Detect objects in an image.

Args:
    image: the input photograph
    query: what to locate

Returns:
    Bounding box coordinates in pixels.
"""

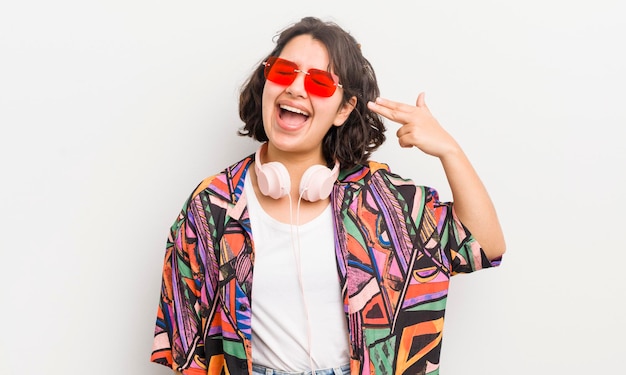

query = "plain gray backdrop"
[1,1,624,374]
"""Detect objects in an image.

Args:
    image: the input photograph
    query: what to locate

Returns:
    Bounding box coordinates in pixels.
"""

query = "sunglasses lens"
[306,69,337,97]
[264,57,297,86]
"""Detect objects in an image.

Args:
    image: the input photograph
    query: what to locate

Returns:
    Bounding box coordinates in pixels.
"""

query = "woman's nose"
[286,70,308,98]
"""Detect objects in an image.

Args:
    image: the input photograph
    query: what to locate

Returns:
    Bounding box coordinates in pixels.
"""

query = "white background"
[1,1,625,374]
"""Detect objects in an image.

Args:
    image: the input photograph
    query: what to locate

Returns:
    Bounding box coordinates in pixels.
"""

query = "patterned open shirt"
[151,155,501,375]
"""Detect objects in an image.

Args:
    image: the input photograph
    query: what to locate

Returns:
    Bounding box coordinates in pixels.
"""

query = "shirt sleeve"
[150,195,209,374]
[426,187,502,276]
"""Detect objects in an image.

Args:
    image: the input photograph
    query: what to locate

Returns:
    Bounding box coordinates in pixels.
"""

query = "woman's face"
[261,34,355,164]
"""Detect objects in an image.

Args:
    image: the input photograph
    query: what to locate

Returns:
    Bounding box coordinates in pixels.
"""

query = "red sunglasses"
[263,56,343,97]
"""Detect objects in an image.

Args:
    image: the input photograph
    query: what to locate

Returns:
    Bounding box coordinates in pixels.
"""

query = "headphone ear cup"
[257,161,291,199]
[300,164,338,202]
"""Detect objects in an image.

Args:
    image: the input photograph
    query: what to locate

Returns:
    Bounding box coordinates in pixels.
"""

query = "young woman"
[151,16,505,375]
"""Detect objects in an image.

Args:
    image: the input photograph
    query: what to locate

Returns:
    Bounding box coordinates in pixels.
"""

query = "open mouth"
[279,104,310,127]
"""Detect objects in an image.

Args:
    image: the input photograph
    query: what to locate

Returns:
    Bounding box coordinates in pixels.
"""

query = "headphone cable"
[289,191,316,374]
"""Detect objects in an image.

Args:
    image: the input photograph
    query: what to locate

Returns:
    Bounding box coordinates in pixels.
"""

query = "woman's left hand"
[367,92,460,159]
[369,92,506,260]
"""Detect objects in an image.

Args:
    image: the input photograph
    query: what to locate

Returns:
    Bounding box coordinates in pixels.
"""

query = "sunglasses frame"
[262,56,343,97]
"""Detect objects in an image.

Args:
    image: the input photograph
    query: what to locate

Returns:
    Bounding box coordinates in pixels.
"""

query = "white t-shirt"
[245,174,350,371]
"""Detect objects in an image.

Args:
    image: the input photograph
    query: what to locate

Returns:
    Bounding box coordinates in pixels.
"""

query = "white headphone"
[254,144,339,202]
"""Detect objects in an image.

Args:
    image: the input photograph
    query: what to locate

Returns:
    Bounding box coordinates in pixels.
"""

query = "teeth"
[279,104,309,116]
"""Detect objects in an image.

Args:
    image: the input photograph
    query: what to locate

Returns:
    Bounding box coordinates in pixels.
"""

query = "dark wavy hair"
[238,17,386,168]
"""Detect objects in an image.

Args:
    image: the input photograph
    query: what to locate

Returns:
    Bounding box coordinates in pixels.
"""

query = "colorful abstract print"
[151,156,500,375]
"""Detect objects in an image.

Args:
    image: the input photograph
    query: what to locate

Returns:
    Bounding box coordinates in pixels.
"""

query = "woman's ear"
[333,96,357,126]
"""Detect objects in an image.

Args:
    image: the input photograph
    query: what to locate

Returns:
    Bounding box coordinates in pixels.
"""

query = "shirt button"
[239,304,248,312]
